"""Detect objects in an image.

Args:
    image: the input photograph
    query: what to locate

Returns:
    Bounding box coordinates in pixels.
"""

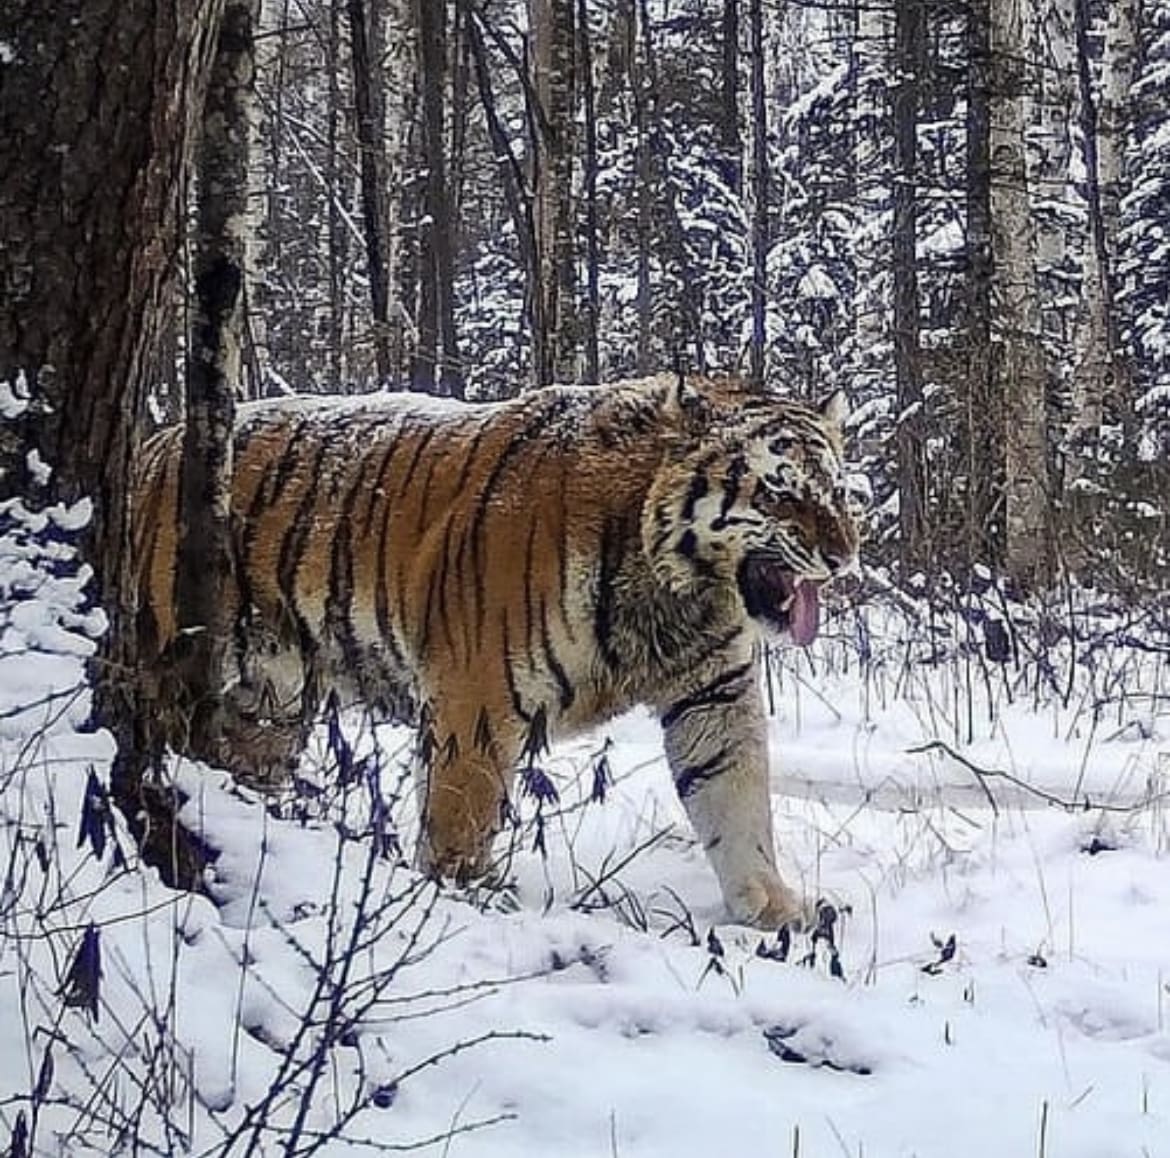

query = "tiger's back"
[139,381,681,732]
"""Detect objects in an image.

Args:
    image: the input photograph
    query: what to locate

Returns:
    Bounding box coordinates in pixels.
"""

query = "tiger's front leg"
[659,656,804,929]
[415,691,523,884]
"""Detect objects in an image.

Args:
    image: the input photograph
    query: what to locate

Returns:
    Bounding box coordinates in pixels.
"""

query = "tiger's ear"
[818,389,850,427]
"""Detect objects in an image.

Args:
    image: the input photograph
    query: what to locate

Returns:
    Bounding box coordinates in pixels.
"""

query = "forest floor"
[2,507,1169,1157]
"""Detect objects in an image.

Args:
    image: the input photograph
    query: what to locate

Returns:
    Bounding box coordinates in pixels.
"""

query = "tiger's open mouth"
[737,555,822,646]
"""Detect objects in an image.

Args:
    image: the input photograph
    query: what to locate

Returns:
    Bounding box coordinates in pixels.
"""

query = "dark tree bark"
[416,0,465,397]
[628,0,652,374]
[450,1,470,229]
[893,0,928,567]
[173,0,258,766]
[748,0,767,389]
[963,0,1000,571]
[579,0,602,384]
[720,0,742,194]
[348,0,393,383]
[0,0,225,876]
[326,0,346,386]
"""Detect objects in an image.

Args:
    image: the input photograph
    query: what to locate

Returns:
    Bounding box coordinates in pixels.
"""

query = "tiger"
[135,374,860,928]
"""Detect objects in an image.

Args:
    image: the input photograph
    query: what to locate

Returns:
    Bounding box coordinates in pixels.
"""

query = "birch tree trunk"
[1098,0,1138,288]
[386,0,417,383]
[174,0,258,767]
[1030,0,1075,336]
[1071,0,1135,434]
[992,0,1052,588]
[0,0,224,877]
[531,0,578,385]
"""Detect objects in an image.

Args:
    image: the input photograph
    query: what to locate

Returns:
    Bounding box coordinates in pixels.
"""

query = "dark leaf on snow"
[763,1024,872,1076]
[520,764,559,805]
[60,923,101,1020]
[9,1111,28,1158]
[76,767,110,861]
[591,751,612,804]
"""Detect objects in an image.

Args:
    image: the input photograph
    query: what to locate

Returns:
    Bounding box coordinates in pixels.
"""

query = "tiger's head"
[643,378,861,646]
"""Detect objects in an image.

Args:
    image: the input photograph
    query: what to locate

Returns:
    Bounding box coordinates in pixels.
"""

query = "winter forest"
[216,0,1166,590]
[2,0,1170,1156]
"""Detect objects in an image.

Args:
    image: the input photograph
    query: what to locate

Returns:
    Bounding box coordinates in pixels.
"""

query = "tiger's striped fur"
[135,374,859,927]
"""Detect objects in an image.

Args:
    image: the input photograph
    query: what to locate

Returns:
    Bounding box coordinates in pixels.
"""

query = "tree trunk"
[1031,0,1075,332]
[992,0,1051,589]
[720,0,742,195]
[748,0,767,389]
[964,0,1000,572]
[1071,0,1133,435]
[628,0,653,375]
[348,0,393,383]
[416,0,465,397]
[385,0,417,384]
[250,0,293,396]
[326,0,346,386]
[579,0,601,384]
[174,0,258,767]
[851,0,891,399]
[0,0,225,877]
[892,0,927,568]
[530,0,578,385]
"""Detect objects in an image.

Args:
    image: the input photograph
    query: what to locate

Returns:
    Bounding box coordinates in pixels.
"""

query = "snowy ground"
[2,505,1169,1157]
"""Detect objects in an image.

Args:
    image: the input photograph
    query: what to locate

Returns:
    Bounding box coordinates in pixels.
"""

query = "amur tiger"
[135,374,860,928]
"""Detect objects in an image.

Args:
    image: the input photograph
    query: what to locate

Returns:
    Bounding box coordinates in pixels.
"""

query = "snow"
[1137,383,1170,413]
[0,371,30,419]
[24,448,51,486]
[1,514,1169,1156]
[917,219,964,261]
[797,265,838,302]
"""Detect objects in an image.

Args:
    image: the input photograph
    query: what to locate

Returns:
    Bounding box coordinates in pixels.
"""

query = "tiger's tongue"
[788,580,820,647]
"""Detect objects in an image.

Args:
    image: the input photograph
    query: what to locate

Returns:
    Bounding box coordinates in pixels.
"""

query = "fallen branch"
[906,739,1170,817]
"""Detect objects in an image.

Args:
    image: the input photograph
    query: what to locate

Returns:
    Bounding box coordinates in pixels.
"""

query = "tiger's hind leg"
[414,691,524,884]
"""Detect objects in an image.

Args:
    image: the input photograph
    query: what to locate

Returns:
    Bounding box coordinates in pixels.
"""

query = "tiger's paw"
[727,873,809,931]
[415,834,494,887]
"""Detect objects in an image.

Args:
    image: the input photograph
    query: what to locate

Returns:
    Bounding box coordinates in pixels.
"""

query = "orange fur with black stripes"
[135,375,859,927]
